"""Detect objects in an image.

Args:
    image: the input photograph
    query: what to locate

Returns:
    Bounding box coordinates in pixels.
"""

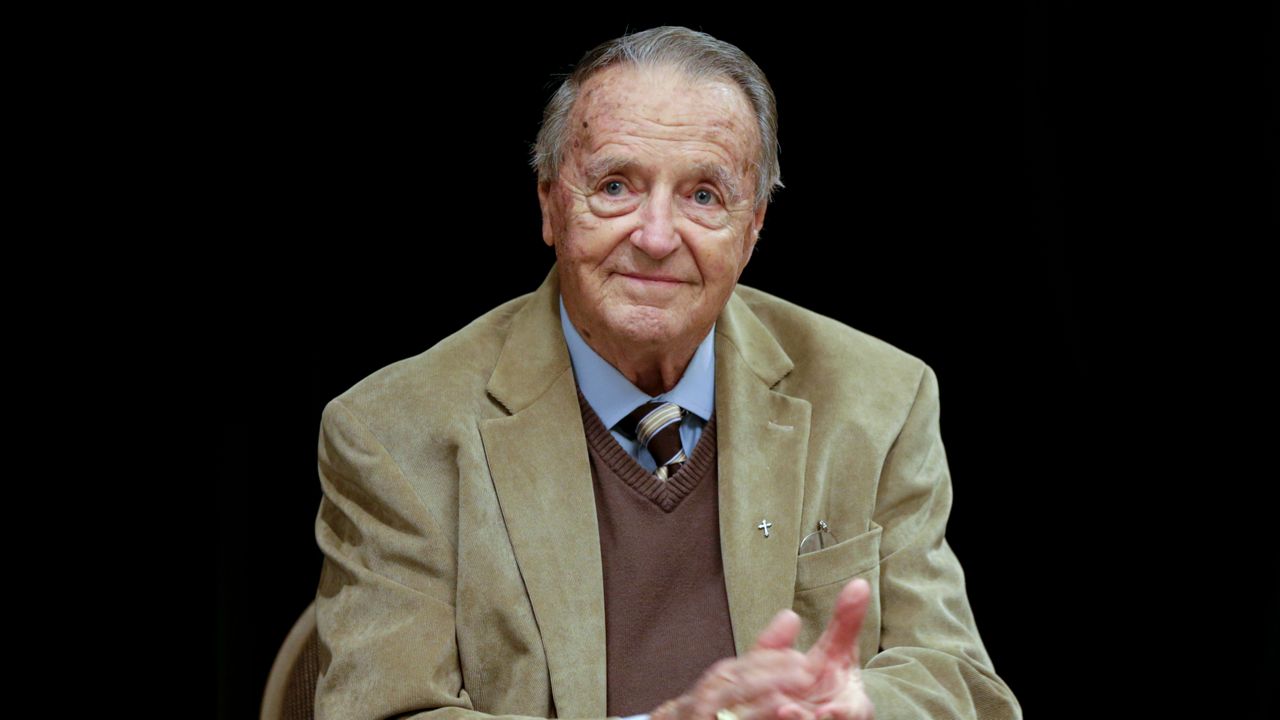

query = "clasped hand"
[651,578,874,720]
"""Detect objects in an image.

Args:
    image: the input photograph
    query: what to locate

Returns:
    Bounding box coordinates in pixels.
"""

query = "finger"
[702,650,815,711]
[811,669,874,720]
[761,693,816,720]
[812,696,874,720]
[811,702,872,720]
[775,700,816,720]
[733,689,814,720]
[751,608,802,651]
[808,578,871,667]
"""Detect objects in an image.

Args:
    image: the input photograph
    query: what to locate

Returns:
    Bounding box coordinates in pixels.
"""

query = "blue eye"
[603,180,625,196]
[694,189,718,205]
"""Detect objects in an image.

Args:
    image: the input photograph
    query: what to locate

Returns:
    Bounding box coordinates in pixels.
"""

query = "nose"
[629,190,681,260]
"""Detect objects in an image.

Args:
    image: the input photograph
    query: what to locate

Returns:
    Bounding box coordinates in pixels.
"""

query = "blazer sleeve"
[860,364,1023,719]
[313,399,615,720]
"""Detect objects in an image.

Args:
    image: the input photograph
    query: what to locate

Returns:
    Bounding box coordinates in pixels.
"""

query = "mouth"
[617,272,682,285]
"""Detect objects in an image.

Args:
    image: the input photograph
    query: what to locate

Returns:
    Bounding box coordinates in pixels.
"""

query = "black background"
[215,8,1275,719]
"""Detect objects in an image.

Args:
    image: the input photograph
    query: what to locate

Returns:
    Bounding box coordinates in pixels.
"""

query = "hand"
[651,578,874,720]
[803,578,874,720]
[758,579,875,720]
[650,610,818,720]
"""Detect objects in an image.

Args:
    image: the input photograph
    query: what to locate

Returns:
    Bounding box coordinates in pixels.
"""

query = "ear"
[537,181,556,248]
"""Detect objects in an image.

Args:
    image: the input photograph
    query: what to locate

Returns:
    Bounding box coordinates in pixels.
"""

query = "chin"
[606,305,685,347]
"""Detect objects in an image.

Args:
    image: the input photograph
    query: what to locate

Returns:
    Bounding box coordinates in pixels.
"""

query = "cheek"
[695,236,749,280]
[561,216,631,263]
[568,211,609,238]
[558,228,603,264]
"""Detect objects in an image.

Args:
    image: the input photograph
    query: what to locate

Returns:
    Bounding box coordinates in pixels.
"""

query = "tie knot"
[620,401,684,445]
[617,400,689,481]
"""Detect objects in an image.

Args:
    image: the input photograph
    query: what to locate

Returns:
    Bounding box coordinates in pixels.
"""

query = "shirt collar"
[559,293,715,431]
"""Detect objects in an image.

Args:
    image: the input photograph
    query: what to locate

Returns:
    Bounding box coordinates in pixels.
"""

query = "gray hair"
[530,26,782,209]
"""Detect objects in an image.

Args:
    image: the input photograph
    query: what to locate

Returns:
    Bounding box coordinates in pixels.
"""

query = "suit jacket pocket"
[794,522,883,591]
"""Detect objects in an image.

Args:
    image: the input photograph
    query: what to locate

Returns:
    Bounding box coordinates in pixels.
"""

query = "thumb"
[751,608,802,651]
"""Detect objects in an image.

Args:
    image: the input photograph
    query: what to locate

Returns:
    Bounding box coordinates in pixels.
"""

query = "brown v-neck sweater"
[576,389,737,716]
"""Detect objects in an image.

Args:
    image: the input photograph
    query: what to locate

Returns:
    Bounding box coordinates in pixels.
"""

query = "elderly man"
[313,26,1020,720]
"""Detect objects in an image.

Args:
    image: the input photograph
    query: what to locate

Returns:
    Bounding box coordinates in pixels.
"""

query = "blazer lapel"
[715,291,813,654]
[478,264,608,717]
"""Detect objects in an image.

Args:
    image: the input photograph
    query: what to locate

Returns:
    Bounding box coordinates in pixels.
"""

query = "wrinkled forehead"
[567,64,760,180]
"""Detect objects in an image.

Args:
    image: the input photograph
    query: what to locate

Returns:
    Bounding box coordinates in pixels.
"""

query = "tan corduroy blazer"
[313,264,1021,720]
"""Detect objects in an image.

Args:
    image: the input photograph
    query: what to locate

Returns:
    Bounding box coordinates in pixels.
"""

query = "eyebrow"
[581,156,639,186]
[581,155,745,204]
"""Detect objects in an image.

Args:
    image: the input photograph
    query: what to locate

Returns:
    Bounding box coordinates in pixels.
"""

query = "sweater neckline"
[576,387,718,513]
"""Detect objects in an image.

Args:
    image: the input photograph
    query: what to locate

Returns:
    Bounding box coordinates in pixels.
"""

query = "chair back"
[260,601,319,720]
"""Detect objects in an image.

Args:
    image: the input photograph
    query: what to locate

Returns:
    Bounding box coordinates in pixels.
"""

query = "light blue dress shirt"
[559,294,715,469]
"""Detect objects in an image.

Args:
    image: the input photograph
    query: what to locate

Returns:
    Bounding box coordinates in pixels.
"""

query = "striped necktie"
[619,401,688,481]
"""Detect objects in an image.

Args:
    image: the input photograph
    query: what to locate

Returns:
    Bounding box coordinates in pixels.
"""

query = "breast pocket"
[792,522,883,657]
[795,522,882,591]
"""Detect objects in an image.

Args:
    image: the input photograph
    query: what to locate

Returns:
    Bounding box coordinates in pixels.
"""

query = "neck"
[569,320,704,396]
[616,347,696,397]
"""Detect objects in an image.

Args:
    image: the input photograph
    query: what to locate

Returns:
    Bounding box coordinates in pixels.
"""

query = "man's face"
[539,64,767,355]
